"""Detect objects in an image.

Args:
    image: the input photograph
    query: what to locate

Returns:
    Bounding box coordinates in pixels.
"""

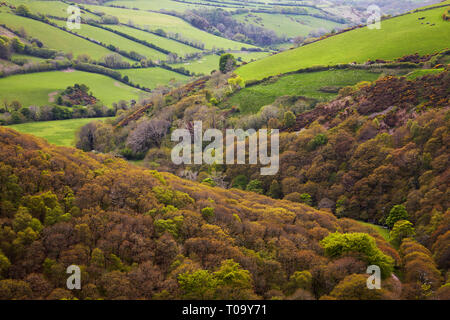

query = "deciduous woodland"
[0,123,448,299]
[0,0,449,301]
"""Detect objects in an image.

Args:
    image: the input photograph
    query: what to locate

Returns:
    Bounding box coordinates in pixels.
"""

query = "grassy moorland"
[224,69,383,114]
[0,12,119,61]
[0,70,144,107]
[236,5,450,81]
[7,117,111,146]
[120,67,190,89]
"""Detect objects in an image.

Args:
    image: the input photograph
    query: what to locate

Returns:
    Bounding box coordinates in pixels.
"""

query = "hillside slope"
[0,127,409,300]
[236,4,450,81]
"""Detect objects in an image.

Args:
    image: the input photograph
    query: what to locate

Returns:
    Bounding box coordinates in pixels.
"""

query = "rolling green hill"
[4,0,101,21]
[84,4,259,50]
[51,19,167,61]
[236,5,450,81]
[0,70,144,107]
[0,12,121,61]
[234,12,346,38]
[107,24,203,56]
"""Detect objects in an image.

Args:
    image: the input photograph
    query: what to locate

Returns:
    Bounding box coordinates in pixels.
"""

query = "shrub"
[201,207,215,221]
[231,175,248,190]
[246,179,263,194]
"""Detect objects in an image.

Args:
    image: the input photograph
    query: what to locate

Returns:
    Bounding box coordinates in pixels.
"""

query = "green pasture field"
[405,68,445,79]
[7,117,111,146]
[232,51,271,63]
[11,54,47,63]
[0,12,119,61]
[224,69,382,114]
[84,5,259,50]
[172,54,220,75]
[0,70,144,107]
[51,19,167,61]
[236,6,450,81]
[107,24,202,56]
[4,0,101,21]
[120,67,190,89]
[234,12,346,38]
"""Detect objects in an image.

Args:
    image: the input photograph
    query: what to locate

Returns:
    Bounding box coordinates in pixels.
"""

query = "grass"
[357,221,390,241]
[233,51,272,63]
[11,53,47,63]
[0,70,144,107]
[51,19,167,61]
[234,12,346,38]
[7,117,111,146]
[0,12,118,61]
[5,0,101,21]
[406,68,445,79]
[107,24,202,56]
[224,69,382,114]
[172,54,220,75]
[84,5,259,50]
[120,67,190,89]
[236,6,450,81]
[105,0,206,12]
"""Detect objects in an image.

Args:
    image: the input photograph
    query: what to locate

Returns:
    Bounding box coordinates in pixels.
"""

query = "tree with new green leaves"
[15,5,31,17]
[91,248,106,268]
[12,207,42,233]
[386,205,409,228]
[44,205,71,226]
[328,274,386,300]
[246,179,263,194]
[390,220,415,247]
[283,111,296,128]
[320,232,394,278]
[11,37,24,53]
[286,270,312,295]
[213,259,255,299]
[227,75,245,90]
[0,37,11,60]
[0,251,10,278]
[307,133,328,150]
[299,193,313,206]
[178,269,218,299]
[154,216,184,238]
[268,180,282,199]
[231,175,248,190]
[219,53,237,73]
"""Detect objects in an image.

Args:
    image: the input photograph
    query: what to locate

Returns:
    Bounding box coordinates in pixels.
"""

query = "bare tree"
[126,119,170,154]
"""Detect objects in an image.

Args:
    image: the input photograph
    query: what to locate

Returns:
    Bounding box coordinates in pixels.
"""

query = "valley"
[0,0,448,302]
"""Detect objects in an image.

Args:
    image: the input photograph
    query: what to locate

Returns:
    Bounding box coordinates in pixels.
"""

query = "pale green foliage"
[390,220,415,247]
[386,205,409,228]
[320,232,394,278]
